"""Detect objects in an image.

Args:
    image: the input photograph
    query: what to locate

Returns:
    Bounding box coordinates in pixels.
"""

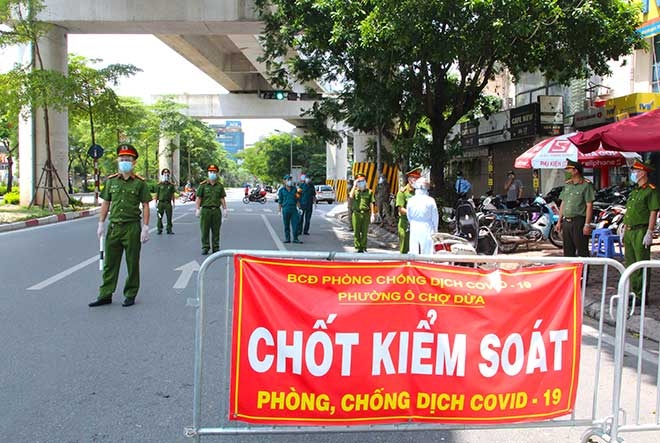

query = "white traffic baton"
[99,236,104,271]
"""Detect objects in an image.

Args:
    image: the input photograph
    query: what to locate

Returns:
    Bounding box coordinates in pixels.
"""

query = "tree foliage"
[256,0,643,197]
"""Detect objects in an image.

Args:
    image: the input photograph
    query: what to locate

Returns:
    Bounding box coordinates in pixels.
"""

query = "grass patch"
[0,204,95,224]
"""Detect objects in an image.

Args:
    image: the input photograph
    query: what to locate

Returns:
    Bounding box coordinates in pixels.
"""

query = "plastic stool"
[590,228,612,256]
[600,234,624,258]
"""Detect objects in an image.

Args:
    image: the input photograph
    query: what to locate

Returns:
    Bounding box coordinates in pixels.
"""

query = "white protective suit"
[406,188,439,255]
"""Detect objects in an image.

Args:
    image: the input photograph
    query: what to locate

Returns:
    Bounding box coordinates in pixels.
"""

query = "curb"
[0,207,101,233]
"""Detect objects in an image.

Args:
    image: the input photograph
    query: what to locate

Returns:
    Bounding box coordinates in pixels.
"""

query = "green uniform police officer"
[277,174,303,243]
[89,144,151,307]
[555,159,595,257]
[195,164,228,255]
[349,174,376,252]
[396,167,421,253]
[155,168,176,234]
[623,160,659,305]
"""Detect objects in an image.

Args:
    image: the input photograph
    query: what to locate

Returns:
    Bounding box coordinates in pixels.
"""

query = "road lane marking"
[261,214,285,250]
[27,213,189,290]
[173,260,200,289]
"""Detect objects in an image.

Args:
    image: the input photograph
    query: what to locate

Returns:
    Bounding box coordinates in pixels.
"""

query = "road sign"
[87,144,104,159]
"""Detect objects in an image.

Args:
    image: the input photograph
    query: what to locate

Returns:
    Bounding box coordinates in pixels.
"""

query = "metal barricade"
[184,250,626,442]
[605,260,660,441]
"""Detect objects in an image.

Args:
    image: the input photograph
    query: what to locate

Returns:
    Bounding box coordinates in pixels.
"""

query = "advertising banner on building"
[230,256,583,426]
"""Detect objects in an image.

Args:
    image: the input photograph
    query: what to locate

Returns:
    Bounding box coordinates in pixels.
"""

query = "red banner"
[230,256,583,425]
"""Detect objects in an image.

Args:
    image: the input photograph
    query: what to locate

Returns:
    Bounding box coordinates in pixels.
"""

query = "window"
[653,35,660,93]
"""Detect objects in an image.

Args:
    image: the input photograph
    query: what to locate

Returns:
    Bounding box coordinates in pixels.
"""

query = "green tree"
[0,79,19,192]
[256,0,643,198]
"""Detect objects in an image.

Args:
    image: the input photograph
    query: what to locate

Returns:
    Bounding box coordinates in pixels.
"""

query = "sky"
[2,33,292,145]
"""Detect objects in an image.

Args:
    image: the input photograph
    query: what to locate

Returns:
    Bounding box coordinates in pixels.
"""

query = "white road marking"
[173,260,200,289]
[27,212,189,290]
[261,214,285,250]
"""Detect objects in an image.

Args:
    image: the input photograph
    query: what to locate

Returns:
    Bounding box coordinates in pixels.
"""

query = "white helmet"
[413,177,430,190]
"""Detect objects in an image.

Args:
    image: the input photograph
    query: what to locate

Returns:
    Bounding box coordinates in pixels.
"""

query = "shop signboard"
[478,111,509,145]
[509,103,538,140]
[539,96,564,136]
[573,108,609,129]
[460,120,479,149]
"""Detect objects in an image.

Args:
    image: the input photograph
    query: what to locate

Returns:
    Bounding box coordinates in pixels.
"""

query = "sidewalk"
[0,194,101,233]
[331,204,660,343]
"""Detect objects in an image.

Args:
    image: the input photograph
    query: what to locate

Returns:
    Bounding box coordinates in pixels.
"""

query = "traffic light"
[259,90,299,100]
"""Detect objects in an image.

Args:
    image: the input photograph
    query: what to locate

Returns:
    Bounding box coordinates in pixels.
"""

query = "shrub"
[3,191,20,205]
[0,185,6,196]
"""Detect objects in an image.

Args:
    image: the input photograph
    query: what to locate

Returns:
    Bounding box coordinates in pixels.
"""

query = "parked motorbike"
[243,188,267,204]
[179,190,196,203]
[439,197,498,255]
[482,195,562,253]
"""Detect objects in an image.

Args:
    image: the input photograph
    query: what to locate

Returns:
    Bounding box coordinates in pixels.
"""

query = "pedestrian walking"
[555,159,595,257]
[296,173,315,236]
[349,174,376,252]
[376,174,391,223]
[622,160,659,305]
[89,144,151,308]
[395,167,421,253]
[155,168,176,234]
[504,170,523,209]
[278,174,303,244]
[406,177,439,255]
[195,164,228,255]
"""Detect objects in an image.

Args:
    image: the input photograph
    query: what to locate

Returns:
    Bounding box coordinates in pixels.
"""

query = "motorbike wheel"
[549,226,563,249]
[259,196,267,204]
[242,197,250,204]
[490,220,518,254]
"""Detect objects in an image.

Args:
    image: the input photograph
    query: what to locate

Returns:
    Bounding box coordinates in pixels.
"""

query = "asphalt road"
[0,188,658,443]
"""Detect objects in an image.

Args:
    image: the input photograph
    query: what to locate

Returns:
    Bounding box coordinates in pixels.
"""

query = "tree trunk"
[7,155,13,192]
[429,118,452,206]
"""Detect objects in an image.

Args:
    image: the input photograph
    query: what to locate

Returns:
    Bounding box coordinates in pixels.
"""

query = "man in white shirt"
[406,177,439,255]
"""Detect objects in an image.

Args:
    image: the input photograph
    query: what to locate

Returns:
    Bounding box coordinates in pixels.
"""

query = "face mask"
[630,172,638,183]
[357,181,366,190]
[161,174,169,181]
[305,178,311,183]
[208,172,217,181]
[300,175,306,181]
[118,160,133,173]
[378,177,384,184]
[286,180,293,187]
[564,172,573,180]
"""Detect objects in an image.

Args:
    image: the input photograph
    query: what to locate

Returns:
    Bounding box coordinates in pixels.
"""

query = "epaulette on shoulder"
[584,178,592,183]
[199,180,208,185]
[107,173,119,179]
[649,183,656,190]
[565,179,572,184]
[133,174,145,181]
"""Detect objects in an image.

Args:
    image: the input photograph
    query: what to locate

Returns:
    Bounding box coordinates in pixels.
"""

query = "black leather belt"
[203,206,220,209]
[625,224,648,231]
[563,216,585,223]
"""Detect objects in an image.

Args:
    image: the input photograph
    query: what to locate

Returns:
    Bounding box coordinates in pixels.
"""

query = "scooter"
[179,190,196,203]
[243,188,267,204]
[437,197,498,255]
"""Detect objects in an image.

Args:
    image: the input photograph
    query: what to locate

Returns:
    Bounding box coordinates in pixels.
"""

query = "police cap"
[283,174,292,180]
[631,160,655,173]
[161,168,170,174]
[405,166,422,178]
[564,158,584,174]
[117,144,138,159]
[207,164,219,172]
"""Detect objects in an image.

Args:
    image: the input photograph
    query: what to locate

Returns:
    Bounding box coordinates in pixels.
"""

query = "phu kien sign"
[230,256,583,426]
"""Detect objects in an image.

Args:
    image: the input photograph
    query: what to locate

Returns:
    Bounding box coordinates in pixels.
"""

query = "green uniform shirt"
[353,188,375,212]
[623,183,660,226]
[299,182,315,208]
[559,179,595,218]
[156,181,176,202]
[197,181,226,207]
[100,174,152,223]
[396,186,415,222]
[278,186,299,208]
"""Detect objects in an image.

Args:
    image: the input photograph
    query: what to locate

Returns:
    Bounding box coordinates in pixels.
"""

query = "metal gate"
[184,251,633,442]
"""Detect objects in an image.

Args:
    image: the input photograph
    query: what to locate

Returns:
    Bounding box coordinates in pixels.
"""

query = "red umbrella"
[568,108,660,153]
[514,133,640,169]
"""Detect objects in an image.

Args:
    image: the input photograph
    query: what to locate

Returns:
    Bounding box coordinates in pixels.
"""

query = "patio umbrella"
[514,133,640,169]
[568,108,660,153]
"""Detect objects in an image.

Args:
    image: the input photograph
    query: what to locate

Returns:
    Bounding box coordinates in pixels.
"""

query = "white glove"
[643,230,653,248]
[370,213,376,224]
[223,209,228,219]
[97,221,105,239]
[195,208,201,218]
[140,224,150,243]
[298,208,303,216]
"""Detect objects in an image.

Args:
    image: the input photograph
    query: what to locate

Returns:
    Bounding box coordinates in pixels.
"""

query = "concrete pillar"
[18,26,69,206]
[352,131,373,163]
[158,134,180,186]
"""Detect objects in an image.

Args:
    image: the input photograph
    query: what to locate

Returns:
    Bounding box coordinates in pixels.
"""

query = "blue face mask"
[357,181,366,190]
[118,160,133,173]
[286,180,293,187]
[630,172,638,183]
[208,172,217,181]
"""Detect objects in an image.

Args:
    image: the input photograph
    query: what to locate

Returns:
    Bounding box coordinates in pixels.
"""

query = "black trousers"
[562,216,589,257]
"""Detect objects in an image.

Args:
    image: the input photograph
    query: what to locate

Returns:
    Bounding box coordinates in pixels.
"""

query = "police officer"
[296,173,315,236]
[555,159,595,257]
[195,164,227,255]
[396,167,421,253]
[89,144,151,307]
[623,160,659,305]
[278,174,302,243]
[155,168,176,234]
[349,174,376,252]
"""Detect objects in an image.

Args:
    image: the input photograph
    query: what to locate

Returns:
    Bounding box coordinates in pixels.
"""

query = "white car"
[315,185,335,204]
